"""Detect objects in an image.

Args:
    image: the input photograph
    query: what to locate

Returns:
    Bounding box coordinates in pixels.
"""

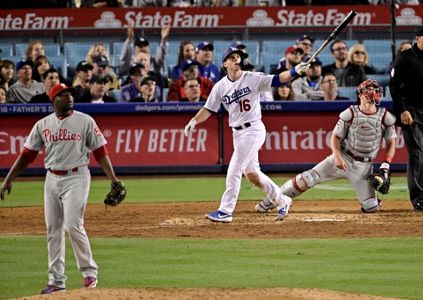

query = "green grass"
[0,175,410,207]
[0,236,422,299]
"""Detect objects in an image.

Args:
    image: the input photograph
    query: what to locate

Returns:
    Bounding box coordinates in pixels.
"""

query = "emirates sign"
[0,5,421,30]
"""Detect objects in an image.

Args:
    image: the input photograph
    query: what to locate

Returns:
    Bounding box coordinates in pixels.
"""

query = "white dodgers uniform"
[24,110,106,288]
[205,71,283,215]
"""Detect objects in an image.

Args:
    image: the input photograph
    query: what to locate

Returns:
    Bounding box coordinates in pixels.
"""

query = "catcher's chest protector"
[347,106,385,158]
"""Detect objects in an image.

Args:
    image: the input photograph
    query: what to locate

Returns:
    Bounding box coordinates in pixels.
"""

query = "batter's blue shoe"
[40,285,66,294]
[206,210,233,223]
[276,196,292,221]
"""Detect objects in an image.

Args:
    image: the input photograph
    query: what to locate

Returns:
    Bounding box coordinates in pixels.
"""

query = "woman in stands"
[32,55,51,82]
[169,41,196,81]
[271,82,307,101]
[26,40,46,62]
[348,44,379,75]
[0,59,15,92]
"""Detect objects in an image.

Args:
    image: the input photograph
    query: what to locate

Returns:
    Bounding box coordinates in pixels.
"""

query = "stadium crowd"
[0,30,412,103]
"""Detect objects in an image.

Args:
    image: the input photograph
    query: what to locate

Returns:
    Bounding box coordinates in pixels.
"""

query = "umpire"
[390,26,423,211]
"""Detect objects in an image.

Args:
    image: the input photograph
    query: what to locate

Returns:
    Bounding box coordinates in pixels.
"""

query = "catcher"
[255,79,396,214]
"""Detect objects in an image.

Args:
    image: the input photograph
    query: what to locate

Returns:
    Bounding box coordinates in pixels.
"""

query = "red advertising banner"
[0,5,421,31]
[223,112,407,164]
[0,114,220,168]
[0,111,408,172]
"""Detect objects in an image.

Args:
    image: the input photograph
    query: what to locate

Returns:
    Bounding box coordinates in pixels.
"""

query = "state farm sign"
[0,5,420,30]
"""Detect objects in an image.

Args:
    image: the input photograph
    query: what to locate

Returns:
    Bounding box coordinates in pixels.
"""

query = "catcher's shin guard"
[281,170,320,198]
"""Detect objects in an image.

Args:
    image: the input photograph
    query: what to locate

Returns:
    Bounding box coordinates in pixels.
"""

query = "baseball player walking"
[0,83,122,294]
[256,79,396,214]
[184,47,310,223]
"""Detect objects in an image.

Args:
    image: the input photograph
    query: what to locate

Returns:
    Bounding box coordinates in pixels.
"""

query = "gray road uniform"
[24,110,106,288]
[282,105,396,212]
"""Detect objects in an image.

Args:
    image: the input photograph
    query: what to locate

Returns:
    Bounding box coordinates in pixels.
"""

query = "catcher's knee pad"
[361,198,381,213]
[281,170,320,198]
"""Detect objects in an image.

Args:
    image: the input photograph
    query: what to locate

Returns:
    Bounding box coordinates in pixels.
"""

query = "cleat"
[40,285,66,294]
[255,199,276,213]
[205,210,233,223]
[83,276,98,288]
[276,196,292,221]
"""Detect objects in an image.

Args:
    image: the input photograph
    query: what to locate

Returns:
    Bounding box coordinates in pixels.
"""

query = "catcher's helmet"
[356,79,383,104]
[222,47,248,64]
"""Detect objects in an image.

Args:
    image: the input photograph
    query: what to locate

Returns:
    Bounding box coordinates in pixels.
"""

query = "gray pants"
[402,107,423,209]
[44,166,98,287]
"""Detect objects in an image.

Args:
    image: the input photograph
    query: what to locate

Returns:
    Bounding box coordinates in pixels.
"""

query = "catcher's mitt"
[104,181,126,206]
[366,168,391,194]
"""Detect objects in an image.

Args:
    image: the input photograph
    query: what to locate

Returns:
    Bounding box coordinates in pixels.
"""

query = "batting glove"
[291,62,310,76]
[184,118,197,137]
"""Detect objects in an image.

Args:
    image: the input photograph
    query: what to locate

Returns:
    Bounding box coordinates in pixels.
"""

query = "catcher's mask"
[356,79,383,105]
[222,47,248,69]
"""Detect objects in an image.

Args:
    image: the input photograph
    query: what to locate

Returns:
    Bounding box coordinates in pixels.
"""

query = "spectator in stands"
[195,41,221,84]
[123,0,166,5]
[120,63,147,102]
[271,82,307,101]
[169,41,196,81]
[291,56,324,100]
[315,73,350,101]
[244,0,282,6]
[73,60,94,101]
[32,55,51,82]
[8,60,44,103]
[119,23,170,76]
[322,40,366,87]
[384,41,412,74]
[75,75,117,103]
[25,40,45,62]
[273,45,303,74]
[92,55,120,90]
[30,68,60,103]
[167,59,214,101]
[0,85,6,104]
[128,75,160,102]
[348,44,378,75]
[180,78,206,102]
[295,35,315,59]
[0,59,15,92]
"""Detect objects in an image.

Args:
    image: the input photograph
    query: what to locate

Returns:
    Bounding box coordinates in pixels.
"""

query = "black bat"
[306,10,357,64]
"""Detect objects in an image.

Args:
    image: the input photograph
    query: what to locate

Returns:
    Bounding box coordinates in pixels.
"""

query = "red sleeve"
[93,145,108,161]
[21,147,39,163]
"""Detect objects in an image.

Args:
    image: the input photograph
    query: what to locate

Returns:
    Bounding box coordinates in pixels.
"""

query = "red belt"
[48,167,79,176]
[345,149,372,162]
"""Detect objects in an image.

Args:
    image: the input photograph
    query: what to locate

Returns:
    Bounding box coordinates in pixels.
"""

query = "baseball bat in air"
[305,10,357,64]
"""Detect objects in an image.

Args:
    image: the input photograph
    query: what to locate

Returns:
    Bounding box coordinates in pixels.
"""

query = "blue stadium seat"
[110,89,122,102]
[48,55,66,77]
[261,51,282,73]
[0,44,13,58]
[64,42,110,69]
[262,40,292,56]
[337,86,357,100]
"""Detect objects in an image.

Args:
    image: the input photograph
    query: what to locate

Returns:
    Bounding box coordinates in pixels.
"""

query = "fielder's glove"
[366,162,391,194]
[104,181,126,206]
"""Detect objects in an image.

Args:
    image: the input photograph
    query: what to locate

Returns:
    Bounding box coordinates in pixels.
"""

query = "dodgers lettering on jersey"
[204,71,274,127]
[24,110,107,170]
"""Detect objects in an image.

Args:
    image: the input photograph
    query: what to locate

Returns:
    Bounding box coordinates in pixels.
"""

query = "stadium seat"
[261,51,282,73]
[337,86,357,100]
[47,55,66,77]
[0,44,13,58]
[110,89,122,102]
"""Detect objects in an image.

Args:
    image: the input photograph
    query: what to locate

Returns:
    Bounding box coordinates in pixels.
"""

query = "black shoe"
[415,201,423,212]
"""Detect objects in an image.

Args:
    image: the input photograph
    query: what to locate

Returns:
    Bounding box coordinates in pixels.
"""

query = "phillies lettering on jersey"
[24,111,107,170]
[205,71,274,128]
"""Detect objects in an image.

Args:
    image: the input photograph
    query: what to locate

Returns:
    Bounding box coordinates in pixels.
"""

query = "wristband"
[290,68,297,77]
[384,155,393,164]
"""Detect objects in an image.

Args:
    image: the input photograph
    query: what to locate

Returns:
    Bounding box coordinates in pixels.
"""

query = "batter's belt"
[344,149,372,162]
[48,167,79,176]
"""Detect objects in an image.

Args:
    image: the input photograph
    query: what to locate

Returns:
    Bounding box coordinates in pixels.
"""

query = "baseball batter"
[255,79,397,214]
[184,46,310,223]
[0,83,122,294]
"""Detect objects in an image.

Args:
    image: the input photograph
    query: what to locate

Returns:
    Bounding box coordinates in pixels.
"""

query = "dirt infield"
[2,199,419,299]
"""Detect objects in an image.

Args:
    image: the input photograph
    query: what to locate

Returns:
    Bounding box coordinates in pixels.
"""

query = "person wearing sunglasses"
[348,44,378,75]
[322,39,367,87]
